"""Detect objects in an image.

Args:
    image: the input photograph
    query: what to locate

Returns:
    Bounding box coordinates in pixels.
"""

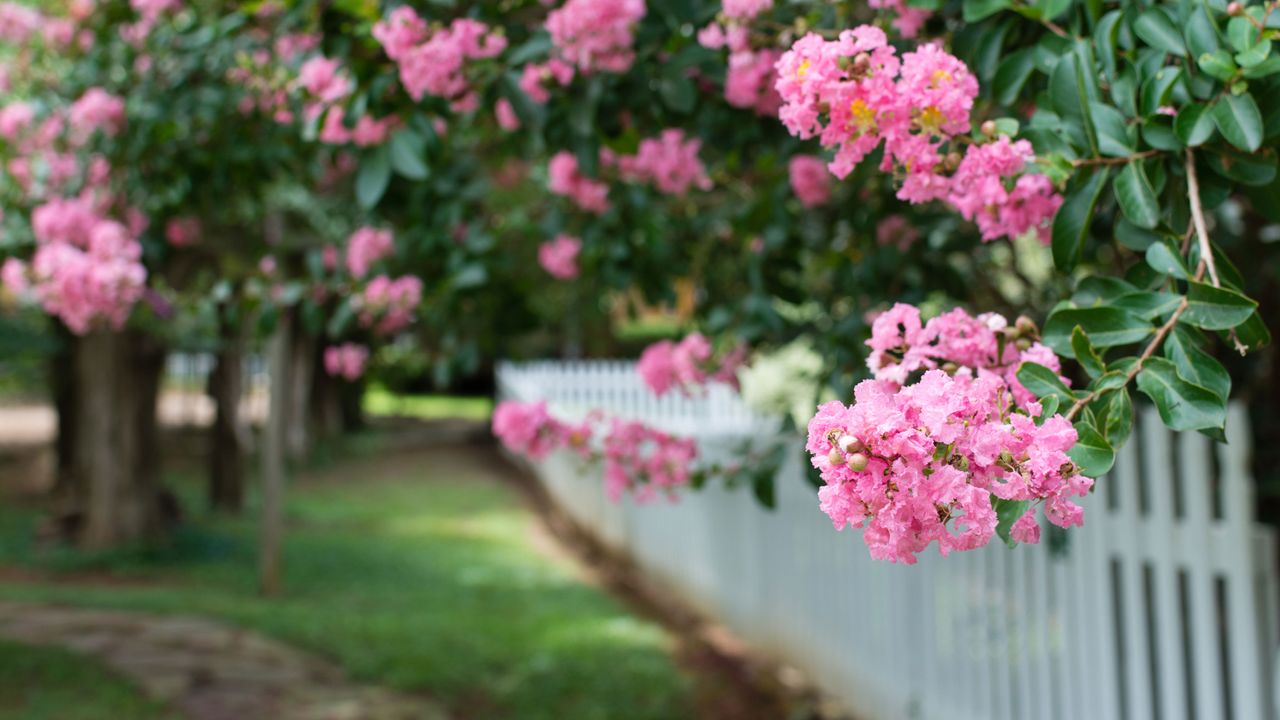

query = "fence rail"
[498,359,1280,720]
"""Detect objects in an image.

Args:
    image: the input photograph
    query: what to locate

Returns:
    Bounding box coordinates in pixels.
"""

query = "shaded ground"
[0,603,443,720]
[0,425,699,719]
[0,638,179,719]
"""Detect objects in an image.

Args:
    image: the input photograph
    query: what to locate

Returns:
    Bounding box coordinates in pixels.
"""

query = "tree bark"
[209,315,247,513]
[284,318,313,462]
[259,312,290,596]
[73,330,170,550]
[50,326,79,500]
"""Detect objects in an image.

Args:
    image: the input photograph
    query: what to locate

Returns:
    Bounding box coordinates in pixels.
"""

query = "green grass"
[0,640,178,719]
[362,387,493,421]
[0,441,693,720]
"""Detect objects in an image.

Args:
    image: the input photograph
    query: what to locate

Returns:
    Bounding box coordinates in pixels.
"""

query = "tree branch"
[1185,149,1221,288]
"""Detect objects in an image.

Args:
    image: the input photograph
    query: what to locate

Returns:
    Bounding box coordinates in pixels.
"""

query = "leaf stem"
[1070,150,1162,167]
[1064,297,1190,421]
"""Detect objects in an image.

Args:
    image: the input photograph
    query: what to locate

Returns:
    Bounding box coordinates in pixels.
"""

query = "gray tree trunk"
[259,312,290,596]
[209,315,247,513]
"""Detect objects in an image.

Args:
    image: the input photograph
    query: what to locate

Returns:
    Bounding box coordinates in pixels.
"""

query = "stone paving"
[0,602,448,720]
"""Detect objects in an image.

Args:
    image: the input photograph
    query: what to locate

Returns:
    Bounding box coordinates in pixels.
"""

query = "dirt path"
[0,602,448,720]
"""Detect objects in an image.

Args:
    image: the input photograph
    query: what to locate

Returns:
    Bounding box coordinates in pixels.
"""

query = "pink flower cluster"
[804,303,1088,564]
[788,155,831,207]
[538,234,582,280]
[606,129,712,196]
[122,0,181,45]
[774,27,1061,242]
[876,214,919,250]
[546,0,646,74]
[492,400,698,503]
[866,302,1066,409]
[722,0,773,21]
[345,226,394,279]
[373,8,507,111]
[697,23,781,115]
[548,151,610,213]
[324,343,369,381]
[2,197,147,334]
[518,59,575,104]
[494,99,521,131]
[637,333,747,397]
[318,109,398,147]
[298,56,353,105]
[357,274,422,336]
[67,88,125,141]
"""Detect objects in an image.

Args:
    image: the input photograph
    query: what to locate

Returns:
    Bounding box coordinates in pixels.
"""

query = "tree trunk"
[209,316,246,513]
[284,319,313,463]
[259,312,290,596]
[308,350,344,442]
[73,330,169,550]
[50,327,79,499]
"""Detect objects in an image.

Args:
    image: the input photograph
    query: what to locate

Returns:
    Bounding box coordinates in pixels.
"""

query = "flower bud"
[1015,337,1032,351]
[846,452,869,471]
[837,434,863,454]
[852,53,871,73]
[980,119,997,136]
[1015,315,1038,337]
[1228,1,1243,15]
[998,450,1014,467]
[827,448,844,466]
[944,151,962,172]
[941,361,959,375]
[837,55,853,70]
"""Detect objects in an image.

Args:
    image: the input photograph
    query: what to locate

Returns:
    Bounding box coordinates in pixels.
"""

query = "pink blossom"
[345,226,394,279]
[518,59,575,104]
[493,400,565,460]
[318,106,352,145]
[947,137,1062,243]
[0,101,35,141]
[0,2,42,44]
[638,333,745,396]
[298,56,353,104]
[351,114,396,147]
[164,217,201,247]
[722,0,772,20]
[375,12,507,106]
[538,234,582,280]
[868,0,931,38]
[788,155,831,207]
[68,88,126,140]
[546,0,646,74]
[358,274,422,336]
[724,49,781,115]
[495,98,521,131]
[613,129,712,196]
[876,214,919,250]
[547,151,610,213]
[324,343,369,381]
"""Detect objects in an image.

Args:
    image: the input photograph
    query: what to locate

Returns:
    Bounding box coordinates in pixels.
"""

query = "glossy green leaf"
[1052,167,1110,271]
[1114,162,1161,229]
[994,498,1033,547]
[1212,93,1264,151]
[1145,240,1189,278]
[964,0,1012,22]
[1072,326,1106,378]
[1018,361,1076,404]
[1136,356,1227,431]
[1135,8,1187,56]
[1175,103,1216,145]
[1186,6,1221,58]
[1198,49,1239,81]
[1044,306,1153,356]
[1165,325,1231,401]
[1114,290,1184,319]
[388,129,429,180]
[1183,280,1258,329]
[355,146,392,209]
[994,49,1036,106]
[1091,102,1134,156]
[1104,387,1134,447]
[1141,67,1183,117]
[1069,421,1116,477]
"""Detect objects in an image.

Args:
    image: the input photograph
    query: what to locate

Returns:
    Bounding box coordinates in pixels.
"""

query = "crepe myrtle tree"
[314,0,1280,561]
[0,0,331,545]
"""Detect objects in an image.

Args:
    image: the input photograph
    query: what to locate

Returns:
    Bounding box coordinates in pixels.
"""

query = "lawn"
[362,386,494,421]
[0,435,693,720]
[0,640,178,720]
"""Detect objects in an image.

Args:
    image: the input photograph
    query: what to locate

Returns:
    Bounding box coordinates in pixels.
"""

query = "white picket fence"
[497,359,1280,720]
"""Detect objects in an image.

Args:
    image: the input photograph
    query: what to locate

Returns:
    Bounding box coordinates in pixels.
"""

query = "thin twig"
[1070,150,1162,168]
[1064,297,1190,421]
[1185,149,1221,288]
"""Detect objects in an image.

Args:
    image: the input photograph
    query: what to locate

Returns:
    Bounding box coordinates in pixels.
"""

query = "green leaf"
[1069,421,1116,476]
[355,146,392,209]
[1243,55,1280,78]
[1017,361,1075,404]
[1236,40,1272,68]
[1052,167,1110,271]
[1228,16,1258,53]
[994,498,1033,547]
[1145,240,1189,278]
[1072,326,1106,378]
[1115,218,1160,251]
[994,49,1036,106]
[1095,10,1123,81]
[1141,68,1183,117]
[1114,290,1184,319]
[1186,6,1222,58]
[1233,311,1272,351]
[1043,306,1153,355]
[1165,325,1231,401]
[1114,162,1161,229]
[1183,280,1258,330]
[1104,388,1134,447]
[1174,103,1216,145]
[1205,147,1277,186]
[1136,356,1227,431]
[964,0,1012,22]
[658,74,696,113]
[1198,49,1239,81]
[1212,93,1264,151]
[1135,8,1187,56]
[388,129,429,180]
[1141,118,1182,151]
[1091,101,1135,156]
